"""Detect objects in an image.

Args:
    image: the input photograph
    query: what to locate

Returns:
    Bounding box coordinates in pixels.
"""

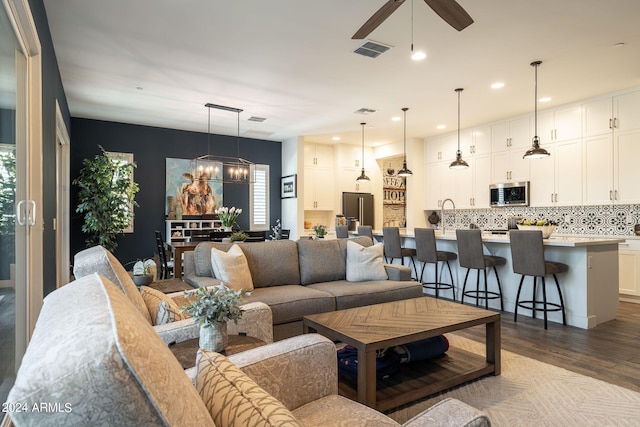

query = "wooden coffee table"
[169,335,266,369]
[303,297,501,411]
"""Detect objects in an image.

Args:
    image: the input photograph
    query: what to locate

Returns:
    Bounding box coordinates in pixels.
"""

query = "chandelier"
[192,103,255,184]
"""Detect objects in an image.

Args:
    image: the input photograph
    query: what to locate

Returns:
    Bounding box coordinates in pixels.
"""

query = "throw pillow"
[195,350,300,427]
[139,286,187,326]
[210,244,254,291]
[346,241,388,282]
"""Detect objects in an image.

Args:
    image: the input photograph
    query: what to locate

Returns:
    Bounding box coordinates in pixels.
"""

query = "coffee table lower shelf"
[337,347,494,412]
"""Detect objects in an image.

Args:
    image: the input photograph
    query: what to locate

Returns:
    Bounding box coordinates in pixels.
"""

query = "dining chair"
[154,230,174,280]
[335,225,349,239]
[357,225,374,243]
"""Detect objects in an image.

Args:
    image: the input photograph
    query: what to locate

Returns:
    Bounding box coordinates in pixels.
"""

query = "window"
[106,151,135,233]
[250,164,269,231]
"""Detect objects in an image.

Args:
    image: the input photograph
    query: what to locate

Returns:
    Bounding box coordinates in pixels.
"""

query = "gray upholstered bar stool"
[509,230,568,329]
[456,229,506,310]
[382,226,418,279]
[415,228,457,300]
[357,225,374,243]
[335,225,349,239]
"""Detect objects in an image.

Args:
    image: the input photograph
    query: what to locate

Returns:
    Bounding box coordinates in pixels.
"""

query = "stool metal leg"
[542,276,549,329]
[460,269,471,305]
[553,274,567,325]
[492,266,504,311]
[514,275,525,323]
[445,260,456,301]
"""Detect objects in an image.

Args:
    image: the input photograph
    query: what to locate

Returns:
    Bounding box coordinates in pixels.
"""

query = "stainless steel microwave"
[490,182,529,207]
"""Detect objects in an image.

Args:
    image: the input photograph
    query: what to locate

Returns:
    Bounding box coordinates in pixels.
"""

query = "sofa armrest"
[154,302,272,345]
[385,263,412,281]
[401,398,491,427]
[182,252,224,288]
[227,334,337,411]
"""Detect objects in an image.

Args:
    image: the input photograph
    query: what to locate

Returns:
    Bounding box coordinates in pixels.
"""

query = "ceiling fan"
[352,0,473,39]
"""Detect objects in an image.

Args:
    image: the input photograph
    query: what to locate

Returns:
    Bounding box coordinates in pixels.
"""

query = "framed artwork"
[280,174,297,199]
[165,158,223,215]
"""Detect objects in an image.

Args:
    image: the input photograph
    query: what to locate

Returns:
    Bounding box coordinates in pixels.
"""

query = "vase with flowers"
[180,284,250,352]
[215,206,242,231]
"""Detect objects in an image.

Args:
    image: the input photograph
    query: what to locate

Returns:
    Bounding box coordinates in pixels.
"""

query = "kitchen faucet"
[441,198,456,234]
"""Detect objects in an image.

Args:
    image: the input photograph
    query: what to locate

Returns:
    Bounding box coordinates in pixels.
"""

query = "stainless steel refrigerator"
[342,192,374,227]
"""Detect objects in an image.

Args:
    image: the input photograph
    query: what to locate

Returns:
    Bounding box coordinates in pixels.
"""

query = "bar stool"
[357,225,374,243]
[509,230,568,329]
[415,228,457,300]
[382,227,418,279]
[455,229,505,310]
[335,225,349,239]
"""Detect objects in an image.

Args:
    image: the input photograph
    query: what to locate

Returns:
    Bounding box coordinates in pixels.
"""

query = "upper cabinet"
[336,144,373,193]
[537,105,582,144]
[582,90,640,205]
[304,143,334,168]
[304,143,335,210]
[529,139,583,207]
[491,116,531,152]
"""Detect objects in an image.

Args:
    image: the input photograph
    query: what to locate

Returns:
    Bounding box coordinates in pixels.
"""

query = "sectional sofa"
[183,236,424,340]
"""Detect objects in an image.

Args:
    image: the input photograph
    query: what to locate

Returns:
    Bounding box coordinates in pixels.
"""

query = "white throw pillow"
[346,241,388,282]
[210,244,254,291]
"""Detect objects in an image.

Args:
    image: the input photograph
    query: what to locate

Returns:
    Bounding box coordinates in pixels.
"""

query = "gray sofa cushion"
[239,240,301,288]
[242,285,335,324]
[308,280,423,310]
[297,236,374,285]
[7,273,214,427]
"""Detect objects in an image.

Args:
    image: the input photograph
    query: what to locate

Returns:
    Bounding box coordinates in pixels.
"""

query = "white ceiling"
[43,0,640,147]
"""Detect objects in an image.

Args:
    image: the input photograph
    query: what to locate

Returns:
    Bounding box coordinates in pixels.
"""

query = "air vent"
[248,116,266,122]
[354,108,377,115]
[353,40,392,59]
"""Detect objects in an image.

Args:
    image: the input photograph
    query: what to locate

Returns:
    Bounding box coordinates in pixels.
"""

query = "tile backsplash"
[426,204,640,236]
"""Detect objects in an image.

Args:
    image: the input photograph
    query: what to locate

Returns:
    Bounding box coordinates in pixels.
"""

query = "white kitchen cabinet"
[583,90,640,137]
[452,154,491,209]
[537,105,582,144]
[471,126,492,156]
[619,240,640,299]
[425,134,457,163]
[584,128,640,205]
[424,162,448,210]
[529,139,582,207]
[491,116,531,152]
[304,143,334,167]
[304,166,334,210]
[492,149,530,183]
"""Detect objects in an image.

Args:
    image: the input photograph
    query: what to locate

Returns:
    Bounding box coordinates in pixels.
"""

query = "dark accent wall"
[70,118,282,265]
[28,0,71,296]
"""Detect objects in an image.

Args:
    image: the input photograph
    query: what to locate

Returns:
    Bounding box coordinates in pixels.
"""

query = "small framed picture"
[280,174,297,199]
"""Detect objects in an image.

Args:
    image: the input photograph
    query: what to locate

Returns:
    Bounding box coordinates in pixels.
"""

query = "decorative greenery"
[270,219,282,240]
[518,219,558,226]
[73,146,139,252]
[230,231,248,242]
[313,224,327,238]
[180,284,249,327]
[215,206,242,228]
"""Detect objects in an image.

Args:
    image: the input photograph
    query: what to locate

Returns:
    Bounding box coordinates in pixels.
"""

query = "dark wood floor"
[455,301,640,393]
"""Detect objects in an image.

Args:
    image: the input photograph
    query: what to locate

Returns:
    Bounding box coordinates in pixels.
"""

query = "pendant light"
[410,0,426,61]
[523,61,551,159]
[356,122,370,181]
[449,88,469,169]
[397,107,413,177]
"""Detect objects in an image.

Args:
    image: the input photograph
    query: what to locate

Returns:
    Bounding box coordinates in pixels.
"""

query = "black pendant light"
[449,88,469,169]
[523,60,551,159]
[356,122,370,181]
[397,107,413,177]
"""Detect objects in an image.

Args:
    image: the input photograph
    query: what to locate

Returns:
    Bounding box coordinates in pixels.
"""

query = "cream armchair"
[72,245,272,344]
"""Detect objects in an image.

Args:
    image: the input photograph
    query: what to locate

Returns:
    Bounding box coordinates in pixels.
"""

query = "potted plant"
[180,284,249,351]
[73,146,139,252]
[230,231,248,242]
[313,224,327,239]
[215,206,242,231]
[131,259,155,287]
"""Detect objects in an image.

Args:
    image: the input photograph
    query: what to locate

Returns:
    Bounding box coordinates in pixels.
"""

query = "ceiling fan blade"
[423,0,473,31]
[352,0,406,40]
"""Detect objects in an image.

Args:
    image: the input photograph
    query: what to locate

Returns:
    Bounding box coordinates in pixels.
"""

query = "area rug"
[386,334,640,426]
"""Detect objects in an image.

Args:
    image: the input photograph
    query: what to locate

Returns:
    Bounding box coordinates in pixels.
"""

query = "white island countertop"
[368,230,625,247]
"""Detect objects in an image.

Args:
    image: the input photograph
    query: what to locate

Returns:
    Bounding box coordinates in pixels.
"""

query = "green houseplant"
[180,285,249,351]
[313,224,327,239]
[73,147,139,252]
[230,231,248,242]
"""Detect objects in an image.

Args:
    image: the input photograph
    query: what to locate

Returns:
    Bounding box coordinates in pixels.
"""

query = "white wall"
[281,136,303,239]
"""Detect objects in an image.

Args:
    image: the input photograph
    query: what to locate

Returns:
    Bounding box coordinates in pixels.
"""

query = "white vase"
[223,226,232,232]
[199,322,228,352]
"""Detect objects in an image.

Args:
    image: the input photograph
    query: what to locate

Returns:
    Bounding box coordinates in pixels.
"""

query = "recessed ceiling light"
[539,97,552,103]
[411,51,427,61]
[491,82,505,89]
[437,124,446,129]
[332,136,341,141]
[391,116,401,122]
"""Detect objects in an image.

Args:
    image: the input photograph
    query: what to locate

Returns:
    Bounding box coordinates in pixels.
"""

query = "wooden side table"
[169,335,265,369]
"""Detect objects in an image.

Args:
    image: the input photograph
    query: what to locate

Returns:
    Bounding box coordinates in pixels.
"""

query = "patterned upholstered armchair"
[72,245,272,345]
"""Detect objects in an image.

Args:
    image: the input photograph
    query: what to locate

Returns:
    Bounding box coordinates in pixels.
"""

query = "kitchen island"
[370,230,624,329]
